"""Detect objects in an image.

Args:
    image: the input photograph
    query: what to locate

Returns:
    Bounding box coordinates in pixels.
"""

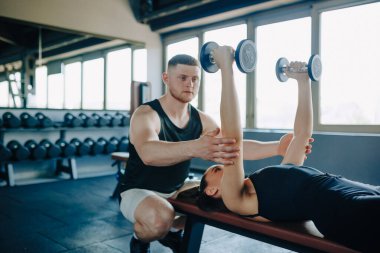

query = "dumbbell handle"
[281,65,309,73]
[208,53,216,65]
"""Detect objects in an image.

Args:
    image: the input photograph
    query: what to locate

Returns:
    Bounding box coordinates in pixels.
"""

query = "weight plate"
[235,39,257,73]
[308,54,322,81]
[200,41,219,73]
[275,57,289,82]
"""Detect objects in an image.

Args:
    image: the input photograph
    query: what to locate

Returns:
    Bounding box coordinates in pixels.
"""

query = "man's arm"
[130,105,239,166]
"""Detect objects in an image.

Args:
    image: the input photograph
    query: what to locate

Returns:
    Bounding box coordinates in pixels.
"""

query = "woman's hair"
[196,174,229,212]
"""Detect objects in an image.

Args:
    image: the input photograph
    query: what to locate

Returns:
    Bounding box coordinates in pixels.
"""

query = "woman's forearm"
[243,140,280,160]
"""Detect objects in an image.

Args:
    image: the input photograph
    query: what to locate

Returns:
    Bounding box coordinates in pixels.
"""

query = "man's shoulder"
[132,104,160,125]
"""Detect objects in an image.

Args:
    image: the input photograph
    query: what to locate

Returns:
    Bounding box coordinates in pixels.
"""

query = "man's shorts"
[120,180,199,223]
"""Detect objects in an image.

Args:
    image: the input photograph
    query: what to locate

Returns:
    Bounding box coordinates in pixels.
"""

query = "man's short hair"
[167,54,200,69]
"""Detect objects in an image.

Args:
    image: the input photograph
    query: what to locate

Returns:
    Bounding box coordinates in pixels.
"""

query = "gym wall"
[192,131,380,185]
[0,0,163,98]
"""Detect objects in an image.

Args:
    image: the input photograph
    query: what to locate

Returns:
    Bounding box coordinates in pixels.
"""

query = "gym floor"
[0,175,293,253]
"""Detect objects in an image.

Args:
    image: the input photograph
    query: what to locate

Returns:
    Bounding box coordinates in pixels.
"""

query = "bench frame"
[168,198,359,253]
[110,153,358,253]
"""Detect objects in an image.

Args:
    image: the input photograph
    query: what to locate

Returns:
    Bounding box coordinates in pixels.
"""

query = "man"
[119,54,312,253]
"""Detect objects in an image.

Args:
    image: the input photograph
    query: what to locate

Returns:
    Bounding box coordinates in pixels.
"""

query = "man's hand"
[194,128,239,165]
[278,133,314,159]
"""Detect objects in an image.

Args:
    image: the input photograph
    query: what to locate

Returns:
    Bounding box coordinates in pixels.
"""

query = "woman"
[196,46,380,253]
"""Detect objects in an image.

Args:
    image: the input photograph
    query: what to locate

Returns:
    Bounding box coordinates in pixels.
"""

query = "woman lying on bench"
[196,46,380,253]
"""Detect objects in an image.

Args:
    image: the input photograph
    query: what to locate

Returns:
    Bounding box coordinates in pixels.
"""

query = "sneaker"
[130,236,151,253]
[158,230,183,253]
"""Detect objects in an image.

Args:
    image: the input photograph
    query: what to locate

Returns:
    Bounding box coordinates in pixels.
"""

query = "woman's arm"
[243,134,314,160]
[281,62,313,166]
[212,46,255,214]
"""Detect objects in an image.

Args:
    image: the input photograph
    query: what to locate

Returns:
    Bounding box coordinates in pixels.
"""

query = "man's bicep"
[198,110,220,135]
[129,109,160,148]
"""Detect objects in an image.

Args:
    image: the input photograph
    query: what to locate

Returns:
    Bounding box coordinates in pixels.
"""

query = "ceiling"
[0,17,112,66]
[0,0,307,69]
[129,0,307,34]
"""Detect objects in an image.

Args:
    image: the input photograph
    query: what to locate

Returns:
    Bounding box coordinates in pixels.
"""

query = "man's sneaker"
[130,236,151,253]
[158,230,183,253]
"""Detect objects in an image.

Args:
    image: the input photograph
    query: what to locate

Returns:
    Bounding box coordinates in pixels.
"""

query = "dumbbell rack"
[0,125,128,186]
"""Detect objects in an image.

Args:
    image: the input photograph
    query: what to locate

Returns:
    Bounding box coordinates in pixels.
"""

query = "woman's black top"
[249,164,379,222]
[248,164,380,252]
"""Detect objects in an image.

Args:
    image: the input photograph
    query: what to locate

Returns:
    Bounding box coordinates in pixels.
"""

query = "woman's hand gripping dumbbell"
[275,55,322,82]
[200,39,257,73]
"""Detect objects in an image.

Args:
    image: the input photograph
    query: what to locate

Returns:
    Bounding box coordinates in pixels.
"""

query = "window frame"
[312,0,380,133]
[0,43,145,112]
[161,0,380,134]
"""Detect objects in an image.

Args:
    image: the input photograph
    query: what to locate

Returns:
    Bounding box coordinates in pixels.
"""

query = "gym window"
[203,24,247,128]
[163,1,380,133]
[64,62,82,109]
[319,2,380,126]
[255,17,311,129]
[133,49,148,83]
[0,80,9,107]
[27,66,47,108]
[0,46,146,112]
[106,48,132,110]
[47,73,64,109]
[82,58,105,110]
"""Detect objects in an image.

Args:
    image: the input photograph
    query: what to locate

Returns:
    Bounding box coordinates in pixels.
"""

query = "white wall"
[0,0,163,98]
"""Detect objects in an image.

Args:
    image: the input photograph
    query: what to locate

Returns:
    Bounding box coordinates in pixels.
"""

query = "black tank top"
[249,164,380,223]
[119,99,203,193]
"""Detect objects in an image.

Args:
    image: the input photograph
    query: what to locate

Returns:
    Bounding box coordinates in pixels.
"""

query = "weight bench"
[168,196,360,253]
[110,152,129,198]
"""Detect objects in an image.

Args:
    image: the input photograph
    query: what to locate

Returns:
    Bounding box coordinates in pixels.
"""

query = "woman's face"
[204,165,224,197]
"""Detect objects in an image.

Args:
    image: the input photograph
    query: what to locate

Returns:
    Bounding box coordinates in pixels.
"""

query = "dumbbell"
[20,112,38,128]
[83,138,103,155]
[0,143,12,161]
[97,137,117,154]
[70,138,90,156]
[55,139,76,157]
[275,54,322,82]
[104,113,121,127]
[115,112,130,127]
[35,112,53,128]
[6,140,30,161]
[78,113,96,127]
[200,39,257,73]
[64,113,83,128]
[118,136,129,152]
[24,140,47,160]
[92,113,108,127]
[109,137,128,152]
[2,112,21,128]
[39,139,61,158]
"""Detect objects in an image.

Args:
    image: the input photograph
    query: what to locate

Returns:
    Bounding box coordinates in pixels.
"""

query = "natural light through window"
[203,24,247,127]
[256,18,310,129]
[133,49,147,82]
[47,73,64,109]
[27,66,47,108]
[83,58,104,110]
[64,62,81,109]
[107,48,132,110]
[0,81,9,107]
[320,2,380,125]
